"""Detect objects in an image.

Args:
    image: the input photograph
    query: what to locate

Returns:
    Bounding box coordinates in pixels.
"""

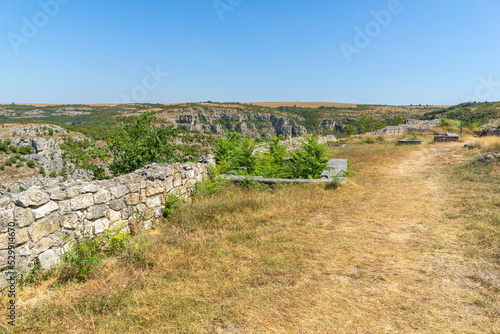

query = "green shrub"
[0,164,5,170]
[49,171,57,178]
[163,190,185,219]
[16,162,22,168]
[39,167,45,176]
[213,134,328,180]
[18,146,33,155]
[27,160,35,168]
[61,230,104,282]
[287,134,328,179]
[5,160,13,167]
[108,112,178,176]
[9,145,17,153]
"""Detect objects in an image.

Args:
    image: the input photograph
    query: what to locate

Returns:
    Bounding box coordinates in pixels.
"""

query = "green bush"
[5,160,13,167]
[18,146,33,155]
[287,134,328,179]
[49,171,57,178]
[27,160,35,168]
[60,223,154,282]
[15,162,22,168]
[163,190,185,219]
[213,133,328,179]
[108,112,178,176]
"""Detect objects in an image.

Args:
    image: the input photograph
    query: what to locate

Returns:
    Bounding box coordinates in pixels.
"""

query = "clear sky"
[0,0,499,105]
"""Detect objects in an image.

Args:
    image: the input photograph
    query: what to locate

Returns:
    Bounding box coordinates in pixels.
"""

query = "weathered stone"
[146,182,164,197]
[173,174,182,187]
[39,249,61,270]
[124,193,140,206]
[14,207,34,228]
[82,184,99,193]
[120,208,130,220]
[107,209,121,222]
[146,195,162,208]
[33,201,59,220]
[164,166,173,176]
[0,197,11,208]
[71,193,94,211]
[61,213,80,230]
[135,204,147,213]
[49,191,67,201]
[0,209,14,233]
[14,189,50,208]
[109,185,129,199]
[94,218,109,234]
[128,183,141,193]
[94,189,111,204]
[0,228,30,249]
[33,236,56,255]
[164,177,174,192]
[67,187,81,199]
[58,200,71,214]
[85,205,107,220]
[30,214,60,242]
[109,199,126,211]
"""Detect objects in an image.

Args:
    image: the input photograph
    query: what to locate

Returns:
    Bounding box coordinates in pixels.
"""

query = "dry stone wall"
[0,161,209,278]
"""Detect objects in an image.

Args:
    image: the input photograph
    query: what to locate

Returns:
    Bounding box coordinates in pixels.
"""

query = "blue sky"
[0,0,499,105]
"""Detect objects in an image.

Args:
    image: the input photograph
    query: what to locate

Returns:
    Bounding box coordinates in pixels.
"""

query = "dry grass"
[1,139,499,333]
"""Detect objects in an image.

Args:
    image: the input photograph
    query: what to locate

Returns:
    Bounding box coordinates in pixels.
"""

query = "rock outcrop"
[171,108,307,139]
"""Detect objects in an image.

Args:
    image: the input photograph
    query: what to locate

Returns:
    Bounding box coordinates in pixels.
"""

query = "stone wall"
[0,161,209,276]
[365,119,442,136]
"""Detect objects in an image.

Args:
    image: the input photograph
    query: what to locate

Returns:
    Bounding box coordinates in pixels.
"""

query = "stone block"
[146,195,162,208]
[30,213,60,242]
[124,193,140,206]
[61,213,81,230]
[146,181,164,197]
[128,183,141,193]
[85,205,107,220]
[14,207,34,228]
[82,184,99,194]
[107,209,122,222]
[58,200,71,214]
[0,209,14,233]
[0,228,30,249]
[109,199,126,211]
[67,187,81,199]
[33,201,59,220]
[94,218,109,234]
[14,189,50,208]
[94,189,111,204]
[39,249,61,270]
[109,185,129,199]
[71,193,94,211]
[173,174,182,187]
[33,236,56,255]
[49,191,67,201]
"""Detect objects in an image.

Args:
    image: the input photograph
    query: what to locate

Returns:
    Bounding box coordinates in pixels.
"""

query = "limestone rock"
[33,201,59,219]
[14,189,50,208]
[39,249,61,270]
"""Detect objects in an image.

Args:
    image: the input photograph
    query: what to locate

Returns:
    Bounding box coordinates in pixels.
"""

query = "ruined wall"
[365,119,442,136]
[0,161,209,276]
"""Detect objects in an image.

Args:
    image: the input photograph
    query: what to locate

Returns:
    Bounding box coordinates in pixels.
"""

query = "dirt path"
[306,142,499,332]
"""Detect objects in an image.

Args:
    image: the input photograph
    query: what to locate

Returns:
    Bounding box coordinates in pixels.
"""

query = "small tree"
[108,112,178,176]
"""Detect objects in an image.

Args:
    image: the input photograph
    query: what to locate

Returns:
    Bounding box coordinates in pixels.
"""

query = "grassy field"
[1,135,499,333]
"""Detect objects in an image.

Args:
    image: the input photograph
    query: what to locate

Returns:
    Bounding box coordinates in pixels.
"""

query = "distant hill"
[422,102,500,127]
